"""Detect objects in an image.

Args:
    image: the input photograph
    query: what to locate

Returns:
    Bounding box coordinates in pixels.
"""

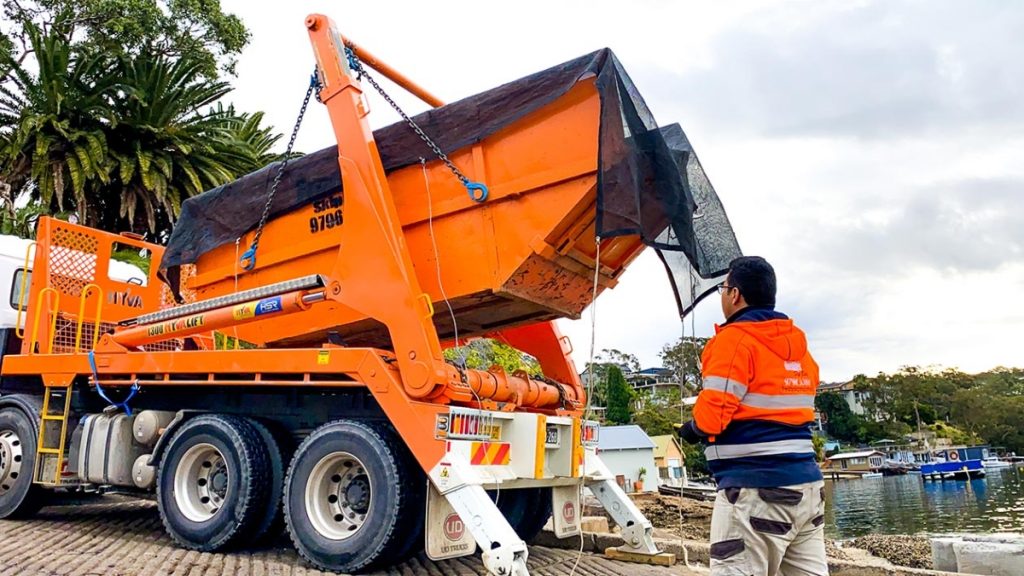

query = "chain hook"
[344,46,490,203]
[241,67,321,272]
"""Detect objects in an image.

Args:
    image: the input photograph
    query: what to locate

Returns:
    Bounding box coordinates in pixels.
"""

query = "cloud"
[645,1,1024,140]
[813,177,1024,274]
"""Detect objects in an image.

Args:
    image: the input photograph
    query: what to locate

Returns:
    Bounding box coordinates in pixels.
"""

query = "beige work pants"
[709,481,828,576]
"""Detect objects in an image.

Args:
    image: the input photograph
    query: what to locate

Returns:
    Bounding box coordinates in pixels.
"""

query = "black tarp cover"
[161,49,740,316]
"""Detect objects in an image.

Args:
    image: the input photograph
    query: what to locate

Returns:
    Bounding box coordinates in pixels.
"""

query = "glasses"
[717,283,738,294]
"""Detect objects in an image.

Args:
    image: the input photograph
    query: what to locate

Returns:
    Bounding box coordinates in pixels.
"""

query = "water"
[825,466,1024,539]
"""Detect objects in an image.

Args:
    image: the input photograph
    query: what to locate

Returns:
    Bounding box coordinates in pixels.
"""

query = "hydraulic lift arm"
[305,14,451,399]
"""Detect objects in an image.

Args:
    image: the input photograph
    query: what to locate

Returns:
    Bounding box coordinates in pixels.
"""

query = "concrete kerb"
[533,530,965,576]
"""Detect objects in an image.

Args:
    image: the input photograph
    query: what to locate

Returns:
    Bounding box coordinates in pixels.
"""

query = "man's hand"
[676,420,705,444]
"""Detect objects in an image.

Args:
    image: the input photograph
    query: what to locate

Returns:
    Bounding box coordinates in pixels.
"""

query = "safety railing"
[14,241,36,339]
[74,283,104,353]
[29,288,59,355]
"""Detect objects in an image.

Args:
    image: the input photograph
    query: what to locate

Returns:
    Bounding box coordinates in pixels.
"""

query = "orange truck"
[0,13,738,575]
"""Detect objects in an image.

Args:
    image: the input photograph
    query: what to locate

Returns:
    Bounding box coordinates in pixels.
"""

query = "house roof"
[650,435,681,458]
[636,367,671,375]
[597,425,656,451]
[827,450,883,460]
[817,381,853,392]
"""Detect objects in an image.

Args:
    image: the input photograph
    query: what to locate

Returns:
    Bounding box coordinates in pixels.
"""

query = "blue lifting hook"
[465,181,489,202]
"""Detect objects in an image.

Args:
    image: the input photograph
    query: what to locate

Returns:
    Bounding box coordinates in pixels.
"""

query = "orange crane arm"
[342,37,445,108]
[305,14,451,399]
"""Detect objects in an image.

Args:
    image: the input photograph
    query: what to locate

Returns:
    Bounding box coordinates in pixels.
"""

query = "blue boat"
[920,447,986,480]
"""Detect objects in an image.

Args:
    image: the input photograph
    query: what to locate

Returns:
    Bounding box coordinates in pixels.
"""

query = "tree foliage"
[659,336,708,394]
[0,13,282,238]
[632,387,682,436]
[580,349,642,408]
[0,193,44,236]
[605,365,633,425]
[1,0,249,78]
[825,366,1024,454]
[444,338,541,376]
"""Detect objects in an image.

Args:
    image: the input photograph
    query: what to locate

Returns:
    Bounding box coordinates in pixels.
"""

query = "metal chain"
[241,69,321,270]
[344,46,488,202]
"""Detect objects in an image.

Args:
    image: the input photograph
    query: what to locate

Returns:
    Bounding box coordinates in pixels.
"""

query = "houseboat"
[920,447,986,481]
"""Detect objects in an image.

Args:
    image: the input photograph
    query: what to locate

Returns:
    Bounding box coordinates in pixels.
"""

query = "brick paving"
[0,496,694,575]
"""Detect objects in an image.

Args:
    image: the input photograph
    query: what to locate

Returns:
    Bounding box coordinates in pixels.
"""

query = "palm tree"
[0,17,286,239]
[105,54,252,236]
[0,19,115,223]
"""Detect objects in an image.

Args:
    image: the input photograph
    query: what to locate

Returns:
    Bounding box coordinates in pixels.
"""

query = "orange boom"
[0,12,739,576]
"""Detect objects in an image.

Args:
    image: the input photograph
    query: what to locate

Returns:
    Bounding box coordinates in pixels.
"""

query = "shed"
[597,425,658,492]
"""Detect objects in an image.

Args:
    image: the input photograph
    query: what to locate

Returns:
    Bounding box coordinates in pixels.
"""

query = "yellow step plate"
[603,547,676,567]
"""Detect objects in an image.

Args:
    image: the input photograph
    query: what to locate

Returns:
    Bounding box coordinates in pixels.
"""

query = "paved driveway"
[0,496,694,575]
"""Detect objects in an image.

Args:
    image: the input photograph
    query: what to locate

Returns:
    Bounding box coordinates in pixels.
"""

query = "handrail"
[75,283,104,352]
[29,287,59,355]
[15,241,36,339]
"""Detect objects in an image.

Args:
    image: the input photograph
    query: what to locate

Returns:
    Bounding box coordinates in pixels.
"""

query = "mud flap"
[551,484,581,538]
[425,482,477,560]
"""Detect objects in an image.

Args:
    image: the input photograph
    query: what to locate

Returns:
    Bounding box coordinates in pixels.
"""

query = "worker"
[677,256,826,576]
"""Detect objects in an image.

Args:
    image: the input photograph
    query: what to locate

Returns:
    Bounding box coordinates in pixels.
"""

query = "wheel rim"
[174,443,229,522]
[0,428,24,495]
[305,451,372,540]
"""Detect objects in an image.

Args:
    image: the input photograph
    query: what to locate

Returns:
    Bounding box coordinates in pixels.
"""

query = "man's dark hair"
[727,256,776,308]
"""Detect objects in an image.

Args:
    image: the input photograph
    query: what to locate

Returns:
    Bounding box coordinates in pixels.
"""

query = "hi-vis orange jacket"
[687,307,823,488]
[695,311,818,433]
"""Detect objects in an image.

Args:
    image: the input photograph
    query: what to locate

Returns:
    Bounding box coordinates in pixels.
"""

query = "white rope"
[675,265,700,568]
[231,238,241,350]
[421,159,491,508]
[569,235,602,576]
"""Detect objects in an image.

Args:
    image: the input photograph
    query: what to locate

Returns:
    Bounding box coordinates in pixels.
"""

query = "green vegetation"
[660,336,707,395]
[604,365,633,425]
[818,366,1024,454]
[444,338,541,376]
[0,3,282,239]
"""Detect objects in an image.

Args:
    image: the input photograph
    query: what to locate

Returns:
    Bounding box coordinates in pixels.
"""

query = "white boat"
[862,472,883,479]
[982,457,1012,469]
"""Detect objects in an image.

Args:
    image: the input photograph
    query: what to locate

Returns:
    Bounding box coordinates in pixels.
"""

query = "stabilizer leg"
[585,451,676,565]
[430,456,530,576]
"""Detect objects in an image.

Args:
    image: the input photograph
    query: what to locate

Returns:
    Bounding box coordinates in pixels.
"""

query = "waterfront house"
[817,380,871,416]
[821,450,885,477]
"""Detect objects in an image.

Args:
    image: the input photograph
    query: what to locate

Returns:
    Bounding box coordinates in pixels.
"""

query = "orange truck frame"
[0,14,670,576]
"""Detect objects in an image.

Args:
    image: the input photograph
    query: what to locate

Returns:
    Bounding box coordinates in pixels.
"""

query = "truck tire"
[383,427,426,563]
[157,414,270,551]
[493,487,553,543]
[0,406,45,519]
[247,418,285,545]
[284,420,422,573]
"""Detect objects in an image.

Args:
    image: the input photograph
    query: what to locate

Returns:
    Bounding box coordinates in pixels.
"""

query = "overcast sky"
[220,0,1023,382]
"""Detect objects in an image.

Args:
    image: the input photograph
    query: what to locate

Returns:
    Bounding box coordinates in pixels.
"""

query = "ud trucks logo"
[562,501,576,524]
[108,290,143,309]
[443,513,464,541]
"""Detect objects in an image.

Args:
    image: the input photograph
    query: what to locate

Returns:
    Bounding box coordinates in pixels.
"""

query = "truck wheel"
[284,420,422,573]
[247,418,285,544]
[0,407,44,519]
[157,414,270,551]
[495,487,552,542]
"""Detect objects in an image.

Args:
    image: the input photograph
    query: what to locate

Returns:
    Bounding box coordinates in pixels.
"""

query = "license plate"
[545,425,560,446]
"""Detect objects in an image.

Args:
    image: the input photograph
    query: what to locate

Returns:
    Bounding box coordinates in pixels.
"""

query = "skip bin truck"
[0,13,740,575]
